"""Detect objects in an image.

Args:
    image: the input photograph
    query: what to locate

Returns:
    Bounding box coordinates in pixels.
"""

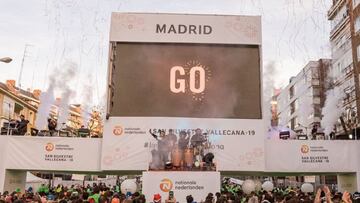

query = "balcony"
[332,39,352,60]
[330,16,350,40]
[328,0,346,20]
[342,64,354,78]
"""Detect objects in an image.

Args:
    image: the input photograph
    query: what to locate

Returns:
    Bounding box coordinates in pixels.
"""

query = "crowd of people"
[0,182,359,203]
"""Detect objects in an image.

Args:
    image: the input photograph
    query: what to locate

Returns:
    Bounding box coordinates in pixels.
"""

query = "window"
[291,117,297,130]
[14,103,23,114]
[312,67,319,79]
[2,96,14,119]
[354,0,360,8]
[331,5,347,30]
[312,79,320,86]
[289,86,295,99]
[29,111,35,125]
[290,101,296,114]
[313,88,321,97]
[355,16,360,33]
[13,103,24,119]
[313,97,321,104]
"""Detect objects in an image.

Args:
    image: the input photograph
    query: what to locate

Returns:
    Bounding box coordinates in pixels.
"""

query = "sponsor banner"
[3,170,26,193]
[101,117,265,171]
[0,137,8,192]
[337,174,358,193]
[5,137,102,171]
[110,13,261,44]
[265,140,358,172]
[229,178,244,185]
[303,176,316,183]
[142,171,220,202]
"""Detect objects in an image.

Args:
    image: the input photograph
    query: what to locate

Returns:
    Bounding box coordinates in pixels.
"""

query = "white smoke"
[298,94,313,128]
[321,86,345,135]
[279,108,289,127]
[35,61,78,129]
[296,74,313,130]
[35,85,55,129]
[81,73,94,127]
[262,61,277,128]
[55,62,77,127]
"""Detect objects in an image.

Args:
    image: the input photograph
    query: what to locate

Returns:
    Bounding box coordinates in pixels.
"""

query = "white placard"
[5,137,102,171]
[142,171,220,202]
[0,137,8,192]
[110,13,261,44]
[101,117,265,171]
[265,140,358,172]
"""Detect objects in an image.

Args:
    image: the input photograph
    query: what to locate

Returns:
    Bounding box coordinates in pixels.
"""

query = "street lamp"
[0,57,12,63]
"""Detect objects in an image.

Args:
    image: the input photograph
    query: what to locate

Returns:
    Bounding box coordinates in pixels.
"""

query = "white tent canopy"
[26,172,47,183]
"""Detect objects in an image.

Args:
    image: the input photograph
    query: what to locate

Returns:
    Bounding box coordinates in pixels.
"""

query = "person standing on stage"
[15,115,29,135]
[149,129,171,164]
[48,118,57,136]
[190,128,206,147]
[166,129,177,147]
[178,130,190,150]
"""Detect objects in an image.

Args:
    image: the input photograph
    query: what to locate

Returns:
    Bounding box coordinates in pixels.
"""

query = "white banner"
[5,137,102,171]
[101,117,265,171]
[0,136,8,192]
[142,171,220,202]
[265,140,358,172]
[337,174,358,193]
[110,13,261,44]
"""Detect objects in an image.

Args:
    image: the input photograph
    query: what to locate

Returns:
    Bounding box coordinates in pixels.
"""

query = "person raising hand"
[342,191,352,203]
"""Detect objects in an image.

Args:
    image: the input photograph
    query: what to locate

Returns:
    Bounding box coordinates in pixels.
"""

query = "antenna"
[18,44,33,89]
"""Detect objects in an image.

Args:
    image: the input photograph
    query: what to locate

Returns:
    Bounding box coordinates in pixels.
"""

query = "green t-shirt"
[88,193,100,203]
[37,185,46,193]
[44,186,49,194]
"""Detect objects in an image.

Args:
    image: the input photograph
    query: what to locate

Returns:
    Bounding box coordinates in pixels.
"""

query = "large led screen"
[110,42,261,119]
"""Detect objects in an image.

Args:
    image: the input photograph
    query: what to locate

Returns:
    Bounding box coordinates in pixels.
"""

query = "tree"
[87,105,104,137]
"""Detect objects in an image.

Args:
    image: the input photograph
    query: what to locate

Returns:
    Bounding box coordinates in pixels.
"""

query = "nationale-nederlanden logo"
[45,143,55,152]
[113,125,123,136]
[300,144,310,154]
[160,178,173,192]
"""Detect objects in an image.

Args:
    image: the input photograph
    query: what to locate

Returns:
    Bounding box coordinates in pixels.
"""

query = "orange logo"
[45,143,54,152]
[159,178,173,192]
[113,126,123,136]
[301,145,309,154]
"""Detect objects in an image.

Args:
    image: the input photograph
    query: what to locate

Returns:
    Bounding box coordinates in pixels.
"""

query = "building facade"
[270,88,281,127]
[0,80,103,137]
[277,59,331,136]
[328,0,360,137]
[0,80,38,134]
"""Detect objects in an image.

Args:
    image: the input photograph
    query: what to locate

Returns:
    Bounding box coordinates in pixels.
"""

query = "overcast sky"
[0,0,331,105]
